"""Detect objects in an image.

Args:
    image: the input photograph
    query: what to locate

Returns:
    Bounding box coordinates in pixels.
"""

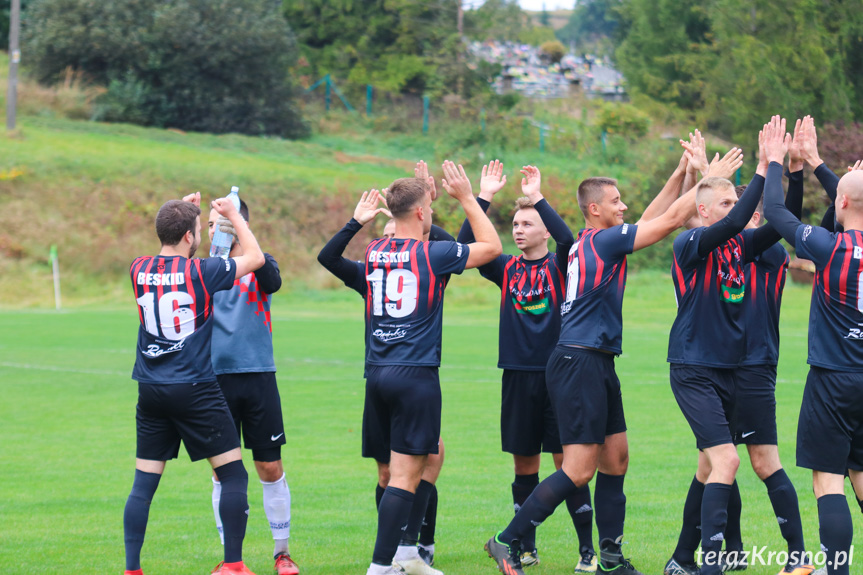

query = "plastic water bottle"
[210,186,241,259]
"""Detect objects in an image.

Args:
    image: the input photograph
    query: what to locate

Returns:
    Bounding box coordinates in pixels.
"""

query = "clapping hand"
[479,160,507,201]
[353,189,391,225]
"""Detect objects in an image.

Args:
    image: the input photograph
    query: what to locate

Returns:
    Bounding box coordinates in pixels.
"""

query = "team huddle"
[124,115,863,575]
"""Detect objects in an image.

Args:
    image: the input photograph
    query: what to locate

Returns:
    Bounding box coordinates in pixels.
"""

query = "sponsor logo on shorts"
[373,328,408,342]
[741,431,756,438]
[271,433,284,441]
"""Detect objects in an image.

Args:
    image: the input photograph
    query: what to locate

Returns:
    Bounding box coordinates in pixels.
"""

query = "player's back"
[130,254,236,384]
[741,243,789,366]
[363,237,468,367]
[796,227,863,371]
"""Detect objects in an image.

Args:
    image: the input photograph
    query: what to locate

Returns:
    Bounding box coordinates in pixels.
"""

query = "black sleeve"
[317,219,366,294]
[746,169,805,258]
[456,197,490,244]
[696,175,765,258]
[255,253,282,294]
[428,225,455,242]
[820,205,838,232]
[533,198,574,275]
[815,163,840,201]
[762,162,801,248]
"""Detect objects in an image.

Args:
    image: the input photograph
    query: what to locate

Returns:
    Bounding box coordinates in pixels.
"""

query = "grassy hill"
[0,51,697,308]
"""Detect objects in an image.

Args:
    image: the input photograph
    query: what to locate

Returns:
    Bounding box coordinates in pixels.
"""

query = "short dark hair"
[239,199,249,222]
[155,200,200,246]
[734,184,762,215]
[387,178,428,218]
[577,177,618,215]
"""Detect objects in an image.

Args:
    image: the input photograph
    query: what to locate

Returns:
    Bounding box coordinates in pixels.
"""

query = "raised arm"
[631,184,698,251]
[636,151,688,224]
[761,116,799,246]
[212,197,265,279]
[457,159,506,244]
[317,189,390,293]
[521,165,575,247]
[442,161,502,269]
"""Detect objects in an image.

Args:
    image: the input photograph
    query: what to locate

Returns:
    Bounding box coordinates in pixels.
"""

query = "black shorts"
[797,367,863,474]
[546,346,626,445]
[136,380,241,462]
[732,365,778,445]
[217,371,285,459]
[362,365,441,460]
[501,369,562,456]
[670,365,736,450]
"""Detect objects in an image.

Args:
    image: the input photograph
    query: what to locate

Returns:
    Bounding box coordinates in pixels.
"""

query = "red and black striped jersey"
[558,224,637,354]
[130,255,236,384]
[480,252,567,370]
[795,225,863,371]
[742,243,789,366]
[668,227,757,367]
[363,238,469,367]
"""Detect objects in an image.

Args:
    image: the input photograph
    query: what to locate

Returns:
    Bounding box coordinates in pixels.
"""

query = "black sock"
[512,473,539,551]
[565,483,594,552]
[724,480,742,550]
[372,486,414,565]
[672,476,704,565]
[123,470,161,571]
[500,469,576,546]
[818,494,853,575]
[594,472,625,543]
[700,483,731,575]
[400,480,433,546]
[764,469,805,554]
[419,484,437,546]
[215,460,249,564]
[376,483,385,510]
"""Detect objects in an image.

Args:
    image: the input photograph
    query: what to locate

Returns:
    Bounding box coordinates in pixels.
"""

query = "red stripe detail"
[195,259,210,322]
[185,260,195,322]
[617,256,627,292]
[546,257,560,307]
[589,231,604,287]
[704,251,714,295]
[839,234,853,306]
[824,235,843,304]
[672,255,687,297]
[131,257,149,325]
[502,258,517,307]
[750,263,758,307]
[423,242,436,309]
[577,231,590,296]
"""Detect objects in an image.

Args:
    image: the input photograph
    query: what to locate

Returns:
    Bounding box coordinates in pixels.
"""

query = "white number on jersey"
[367,268,419,318]
[565,241,581,303]
[136,291,196,340]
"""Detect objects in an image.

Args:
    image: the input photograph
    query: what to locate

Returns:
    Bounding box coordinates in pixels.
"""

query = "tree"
[540,40,566,64]
[23,0,308,138]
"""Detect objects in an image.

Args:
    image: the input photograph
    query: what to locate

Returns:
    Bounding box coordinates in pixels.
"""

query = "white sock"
[262,472,291,553]
[366,563,392,575]
[211,477,224,545]
[393,544,420,562]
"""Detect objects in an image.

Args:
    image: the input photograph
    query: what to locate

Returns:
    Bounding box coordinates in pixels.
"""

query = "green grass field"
[1,272,859,575]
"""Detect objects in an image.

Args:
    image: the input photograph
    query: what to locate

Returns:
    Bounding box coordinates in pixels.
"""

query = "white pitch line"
[0,362,128,377]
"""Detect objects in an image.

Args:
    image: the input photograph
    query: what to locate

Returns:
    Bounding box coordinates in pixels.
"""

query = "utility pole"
[6,0,21,131]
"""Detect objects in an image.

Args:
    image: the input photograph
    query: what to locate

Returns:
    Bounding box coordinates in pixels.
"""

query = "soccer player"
[206,201,299,575]
[664,123,809,575]
[456,161,596,572]
[321,162,502,575]
[318,162,450,569]
[666,118,814,575]
[485,152,702,575]
[762,115,863,575]
[124,192,265,575]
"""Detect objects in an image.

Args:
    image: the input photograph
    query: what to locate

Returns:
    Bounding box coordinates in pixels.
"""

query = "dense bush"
[23,0,308,138]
